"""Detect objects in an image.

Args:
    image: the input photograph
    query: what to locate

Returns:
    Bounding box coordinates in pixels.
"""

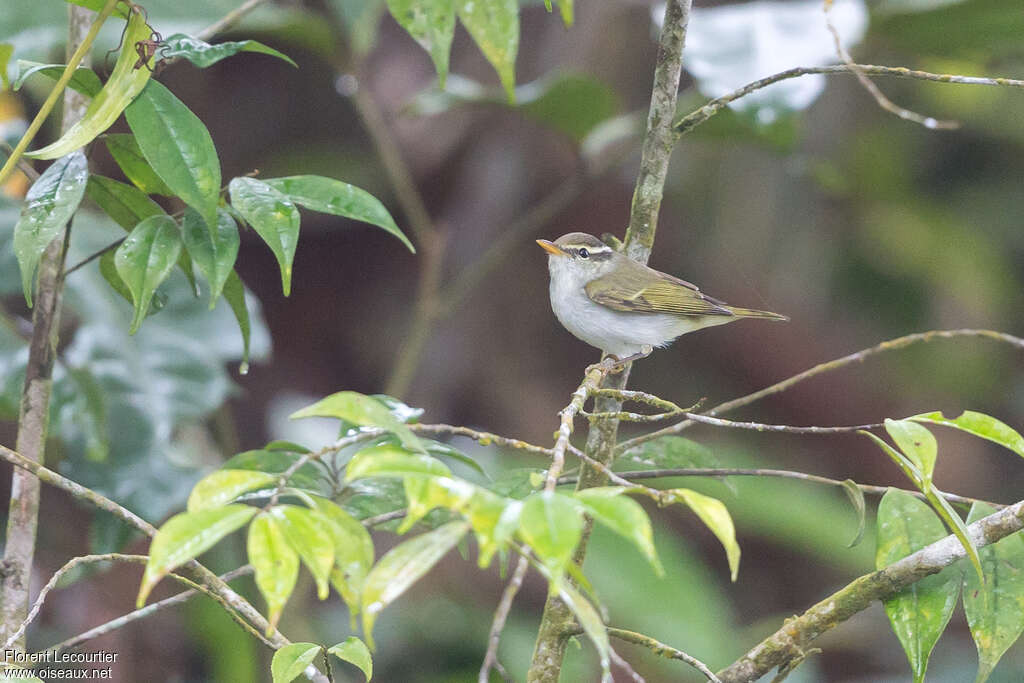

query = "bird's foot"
[589,346,653,374]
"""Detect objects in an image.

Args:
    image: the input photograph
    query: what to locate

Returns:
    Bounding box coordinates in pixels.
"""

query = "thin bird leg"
[589,345,654,374]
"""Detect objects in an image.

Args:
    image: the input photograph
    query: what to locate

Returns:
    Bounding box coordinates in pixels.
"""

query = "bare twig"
[717,499,1024,682]
[196,0,271,41]
[617,329,1024,453]
[63,237,125,276]
[674,65,1024,138]
[823,0,956,129]
[479,555,530,683]
[608,628,721,683]
[680,413,883,434]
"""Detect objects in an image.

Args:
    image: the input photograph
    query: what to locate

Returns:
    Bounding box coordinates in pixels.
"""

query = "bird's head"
[536,232,619,285]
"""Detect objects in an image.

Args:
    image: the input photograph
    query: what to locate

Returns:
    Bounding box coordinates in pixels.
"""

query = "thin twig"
[608,628,721,683]
[617,329,1024,453]
[479,555,531,683]
[63,237,125,276]
[717,498,1024,682]
[196,0,271,41]
[674,65,1024,138]
[681,413,883,434]
[48,566,252,654]
[545,366,610,491]
[824,0,956,129]
[610,648,646,683]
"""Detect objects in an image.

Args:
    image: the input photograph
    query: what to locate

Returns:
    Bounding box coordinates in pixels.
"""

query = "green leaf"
[386,0,455,87]
[182,208,240,307]
[622,435,736,494]
[270,505,334,600]
[14,150,88,306]
[0,44,12,90]
[327,0,387,58]
[328,637,373,681]
[361,520,469,649]
[85,175,163,229]
[26,9,152,159]
[910,410,1024,459]
[271,643,321,683]
[518,73,618,143]
[137,504,257,606]
[222,270,251,374]
[556,581,610,678]
[64,366,109,461]
[104,134,175,196]
[876,489,960,683]
[964,502,1024,683]
[126,80,221,229]
[98,250,134,305]
[664,488,740,581]
[456,0,518,102]
[466,494,520,568]
[113,215,183,334]
[346,444,450,482]
[399,474,475,532]
[555,0,573,25]
[159,33,297,69]
[248,512,300,634]
[263,175,413,253]
[840,479,867,548]
[309,497,374,621]
[291,391,423,452]
[222,449,324,492]
[187,469,279,512]
[228,177,300,295]
[885,418,938,485]
[517,491,584,582]
[574,487,663,575]
[13,61,102,97]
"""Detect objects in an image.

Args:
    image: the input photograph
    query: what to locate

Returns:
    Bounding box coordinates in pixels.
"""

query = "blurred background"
[2,0,1024,680]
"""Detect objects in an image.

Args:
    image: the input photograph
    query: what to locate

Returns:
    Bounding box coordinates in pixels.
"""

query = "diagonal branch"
[717,498,1024,682]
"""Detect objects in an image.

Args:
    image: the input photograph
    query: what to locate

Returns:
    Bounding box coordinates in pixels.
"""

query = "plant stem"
[525,2,693,680]
[0,3,103,650]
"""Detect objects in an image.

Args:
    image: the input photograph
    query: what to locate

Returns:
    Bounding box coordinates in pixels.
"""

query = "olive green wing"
[585,266,733,317]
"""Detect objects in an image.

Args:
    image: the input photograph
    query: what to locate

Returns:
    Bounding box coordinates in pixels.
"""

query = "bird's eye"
[578,248,590,259]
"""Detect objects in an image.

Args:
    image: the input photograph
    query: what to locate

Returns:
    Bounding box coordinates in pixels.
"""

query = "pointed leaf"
[456,0,518,101]
[328,636,373,681]
[13,61,102,97]
[886,418,938,485]
[137,504,257,606]
[160,34,297,69]
[386,0,455,88]
[222,270,251,374]
[399,474,476,532]
[963,502,1024,683]
[182,207,240,307]
[126,80,221,229]
[557,580,610,678]
[270,505,334,600]
[228,177,300,295]
[248,512,300,634]
[98,250,134,304]
[555,0,573,25]
[223,449,323,491]
[264,175,412,252]
[467,494,520,568]
[665,488,740,581]
[14,150,88,306]
[310,497,374,619]
[104,134,175,196]
[346,444,450,482]
[910,410,1024,459]
[876,489,960,683]
[271,643,321,683]
[113,214,183,334]
[517,491,584,582]
[361,520,469,649]
[187,469,279,511]
[575,487,663,575]
[86,175,164,228]
[291,391,423,452]
[840,479,867,548]
[26,9,152,159]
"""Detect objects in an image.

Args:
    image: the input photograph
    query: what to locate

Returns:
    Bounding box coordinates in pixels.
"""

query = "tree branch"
[717,498,1024,682]
[608,628,721,683]
[617,329,1024,453]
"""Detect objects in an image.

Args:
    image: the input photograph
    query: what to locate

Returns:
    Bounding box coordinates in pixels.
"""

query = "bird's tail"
[728,306,789,322]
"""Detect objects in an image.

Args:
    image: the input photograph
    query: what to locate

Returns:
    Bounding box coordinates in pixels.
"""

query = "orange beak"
[536,239,566,256]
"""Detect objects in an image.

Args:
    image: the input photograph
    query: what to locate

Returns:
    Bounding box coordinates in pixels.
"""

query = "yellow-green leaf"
[665,488,740,581]
[270,505,334,600]
[361,520,469,649]
[385,0,455,88]
[328,636,373,681]
[309,496,374,622]
[910,410,1024,459]
[840,479,867,548]
[137,504,257,606]
[517,491,584,583]
[271,642,321,683]
[222,269,251,374]
[248,512,300,634]
[885,418,937,485]
[456,0,518,102]
[14,150,88,306]
[556,580,610,678]
[876,489,960,683]
[291,391,423,452]
[963,502,1024,683]
[187,469,278,511]
[575,487,663,576]
[346,445,450,483]
[26,8,152,159]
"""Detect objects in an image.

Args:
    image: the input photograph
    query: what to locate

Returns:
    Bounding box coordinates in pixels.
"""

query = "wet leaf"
[181,207,239,307]
[187,469,279,511]
[910,410,1024,459]
[113,215,183,334]
[248,512,299,634]
[386,0,455,87]
[291,392,423,452]
[310,496,374,621]
[228,177,299,295]
[346,444,450,482]
[222,270,251,373]
[456,0,518,101]
[885,418,938,485]
[517,491,584,582]
[575,487,663,575]
[270,504,334,600]
[13,60,102,97]
[160,33,297,69]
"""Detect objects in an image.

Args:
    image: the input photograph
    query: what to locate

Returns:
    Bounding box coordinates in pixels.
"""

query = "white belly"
[548,272,732,357]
